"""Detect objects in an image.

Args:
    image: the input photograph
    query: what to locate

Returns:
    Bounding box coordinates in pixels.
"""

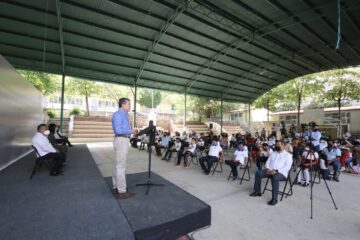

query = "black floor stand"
[136,146,164,195]
[310,169,338,219]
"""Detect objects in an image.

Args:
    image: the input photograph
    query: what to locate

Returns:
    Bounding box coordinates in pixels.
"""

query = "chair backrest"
[32,145,41,158]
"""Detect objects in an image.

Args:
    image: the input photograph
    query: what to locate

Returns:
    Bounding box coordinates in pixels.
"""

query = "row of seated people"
[139,129,359,206]
[31,123,74,176]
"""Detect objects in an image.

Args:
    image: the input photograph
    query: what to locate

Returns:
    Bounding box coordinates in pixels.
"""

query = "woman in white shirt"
[176,138,197,167]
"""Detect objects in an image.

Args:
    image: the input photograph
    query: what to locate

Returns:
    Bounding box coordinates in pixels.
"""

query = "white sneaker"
[340,167,346,172]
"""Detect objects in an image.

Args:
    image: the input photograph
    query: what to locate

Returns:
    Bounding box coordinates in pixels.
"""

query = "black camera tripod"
[289,149,338,219]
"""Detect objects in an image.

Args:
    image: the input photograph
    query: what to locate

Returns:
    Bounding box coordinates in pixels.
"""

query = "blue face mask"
[212,141,217,146]
[238,146,244,151]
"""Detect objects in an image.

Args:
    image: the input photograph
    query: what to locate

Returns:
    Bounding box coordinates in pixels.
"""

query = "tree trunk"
[266,100,269,123]
[85,94,90,117]
[338,98,341,138]
[297,96,301,127]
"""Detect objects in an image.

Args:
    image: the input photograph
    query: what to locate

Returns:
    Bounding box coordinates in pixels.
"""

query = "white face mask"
[43,130,50,136]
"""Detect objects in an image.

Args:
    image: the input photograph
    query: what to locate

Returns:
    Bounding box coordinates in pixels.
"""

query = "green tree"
[99,82,133,103]
[320,69,360,133]
[253,88,282,122]
[66,78,101,116]
[19,70,57,95]
[278,74,324,126]
[138,89,162,108]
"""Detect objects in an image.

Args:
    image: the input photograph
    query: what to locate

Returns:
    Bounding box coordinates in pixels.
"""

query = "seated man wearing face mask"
[32,124,66,176]
[225,142,248,180]
[199,137,223,175]
[249,140,293,206]
[322,140,341,182]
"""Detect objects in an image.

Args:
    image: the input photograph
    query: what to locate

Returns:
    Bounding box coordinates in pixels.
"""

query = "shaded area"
[0,145,134,240]
[1,1,360,102]
[104,172,211,240]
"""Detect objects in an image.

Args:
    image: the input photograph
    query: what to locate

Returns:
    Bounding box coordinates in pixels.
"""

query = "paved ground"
[88,142,360,240]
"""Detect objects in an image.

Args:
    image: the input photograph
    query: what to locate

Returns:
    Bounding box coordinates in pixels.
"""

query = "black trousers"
[225,160,240,177]
[163,149,177,159]
[42,152,66,172]
[199,156,218,173]
[55,137,72,146]
[177,151,192,165]
[253,170,286,201]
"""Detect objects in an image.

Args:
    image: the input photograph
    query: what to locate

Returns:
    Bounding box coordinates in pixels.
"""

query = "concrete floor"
[87,142,360,240]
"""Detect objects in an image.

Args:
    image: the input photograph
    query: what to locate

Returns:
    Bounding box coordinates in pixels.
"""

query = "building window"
[280,115,297,124]
[324,112,351,124]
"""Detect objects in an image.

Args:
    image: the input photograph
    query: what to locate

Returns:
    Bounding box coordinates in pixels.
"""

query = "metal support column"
[248,103,251,132]
[220,97,223,135]
[60,73,65,131]
[184,87,187,130]
[134,84,137,128]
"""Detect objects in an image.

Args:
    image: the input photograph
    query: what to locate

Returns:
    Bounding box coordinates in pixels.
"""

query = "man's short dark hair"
[118,98,130,108]
[48,123,56,133]
[37,123,47,131]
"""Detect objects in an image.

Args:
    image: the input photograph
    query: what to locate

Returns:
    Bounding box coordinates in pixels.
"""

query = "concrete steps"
[70,117,114,143]
[222,124,246,135]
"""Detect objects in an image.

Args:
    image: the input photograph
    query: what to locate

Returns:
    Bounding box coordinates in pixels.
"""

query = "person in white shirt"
[162,138,181,161]
[267,136,276,149]
[54,124,74,147]
[319,138,328,151]
[295,144,319,186]
[250,140,293,206]
[199,138,223,175]
[225,142,248,179]
[177,138,197,167]
[32,124,66,176]
[311,126,321,152]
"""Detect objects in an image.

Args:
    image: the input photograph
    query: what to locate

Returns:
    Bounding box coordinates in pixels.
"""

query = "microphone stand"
[136,121,164,195]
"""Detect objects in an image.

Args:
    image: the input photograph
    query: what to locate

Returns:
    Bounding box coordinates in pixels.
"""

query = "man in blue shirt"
[112,98,137,199]
[322,140,341,182]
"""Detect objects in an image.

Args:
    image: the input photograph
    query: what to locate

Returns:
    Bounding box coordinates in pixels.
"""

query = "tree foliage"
[137,89,162,108]
[320,69,360,125]
[19,70,57,95]
[253,88,282,121]
[276,74,324,125]
[99,82,133,103]
[66,78,101,116]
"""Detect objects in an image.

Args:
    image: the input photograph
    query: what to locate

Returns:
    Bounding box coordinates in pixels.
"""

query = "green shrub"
[46,109,56,118]
[69,107,81,116]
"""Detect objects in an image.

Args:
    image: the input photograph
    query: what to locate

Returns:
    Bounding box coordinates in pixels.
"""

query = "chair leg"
[211,161,219,175]
[227,170,233,181]
[280,178,290,201]
[240,167,251,185]
[30,162,39,179]
[262,177,270,194]
[192,155,199,165]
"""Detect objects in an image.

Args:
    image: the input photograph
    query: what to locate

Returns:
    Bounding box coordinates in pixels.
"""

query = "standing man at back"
[112,98,137,199]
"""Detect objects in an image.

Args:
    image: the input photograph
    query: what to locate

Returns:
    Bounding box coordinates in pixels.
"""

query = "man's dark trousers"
[199,155,218,173]
[254,169,286,201]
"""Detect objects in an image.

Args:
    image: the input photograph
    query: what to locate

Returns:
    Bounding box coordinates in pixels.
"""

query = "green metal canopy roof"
[1,0,360,103]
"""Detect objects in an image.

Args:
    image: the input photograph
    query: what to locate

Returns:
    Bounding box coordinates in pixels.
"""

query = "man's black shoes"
[267,199,278,206]
[249,191,262,197]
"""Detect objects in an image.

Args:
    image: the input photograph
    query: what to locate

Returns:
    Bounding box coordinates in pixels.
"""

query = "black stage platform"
[0,145,134,240]
[105,172,211,240]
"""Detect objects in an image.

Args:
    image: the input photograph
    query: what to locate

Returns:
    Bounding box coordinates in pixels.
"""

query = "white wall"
[0,55,43,169]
